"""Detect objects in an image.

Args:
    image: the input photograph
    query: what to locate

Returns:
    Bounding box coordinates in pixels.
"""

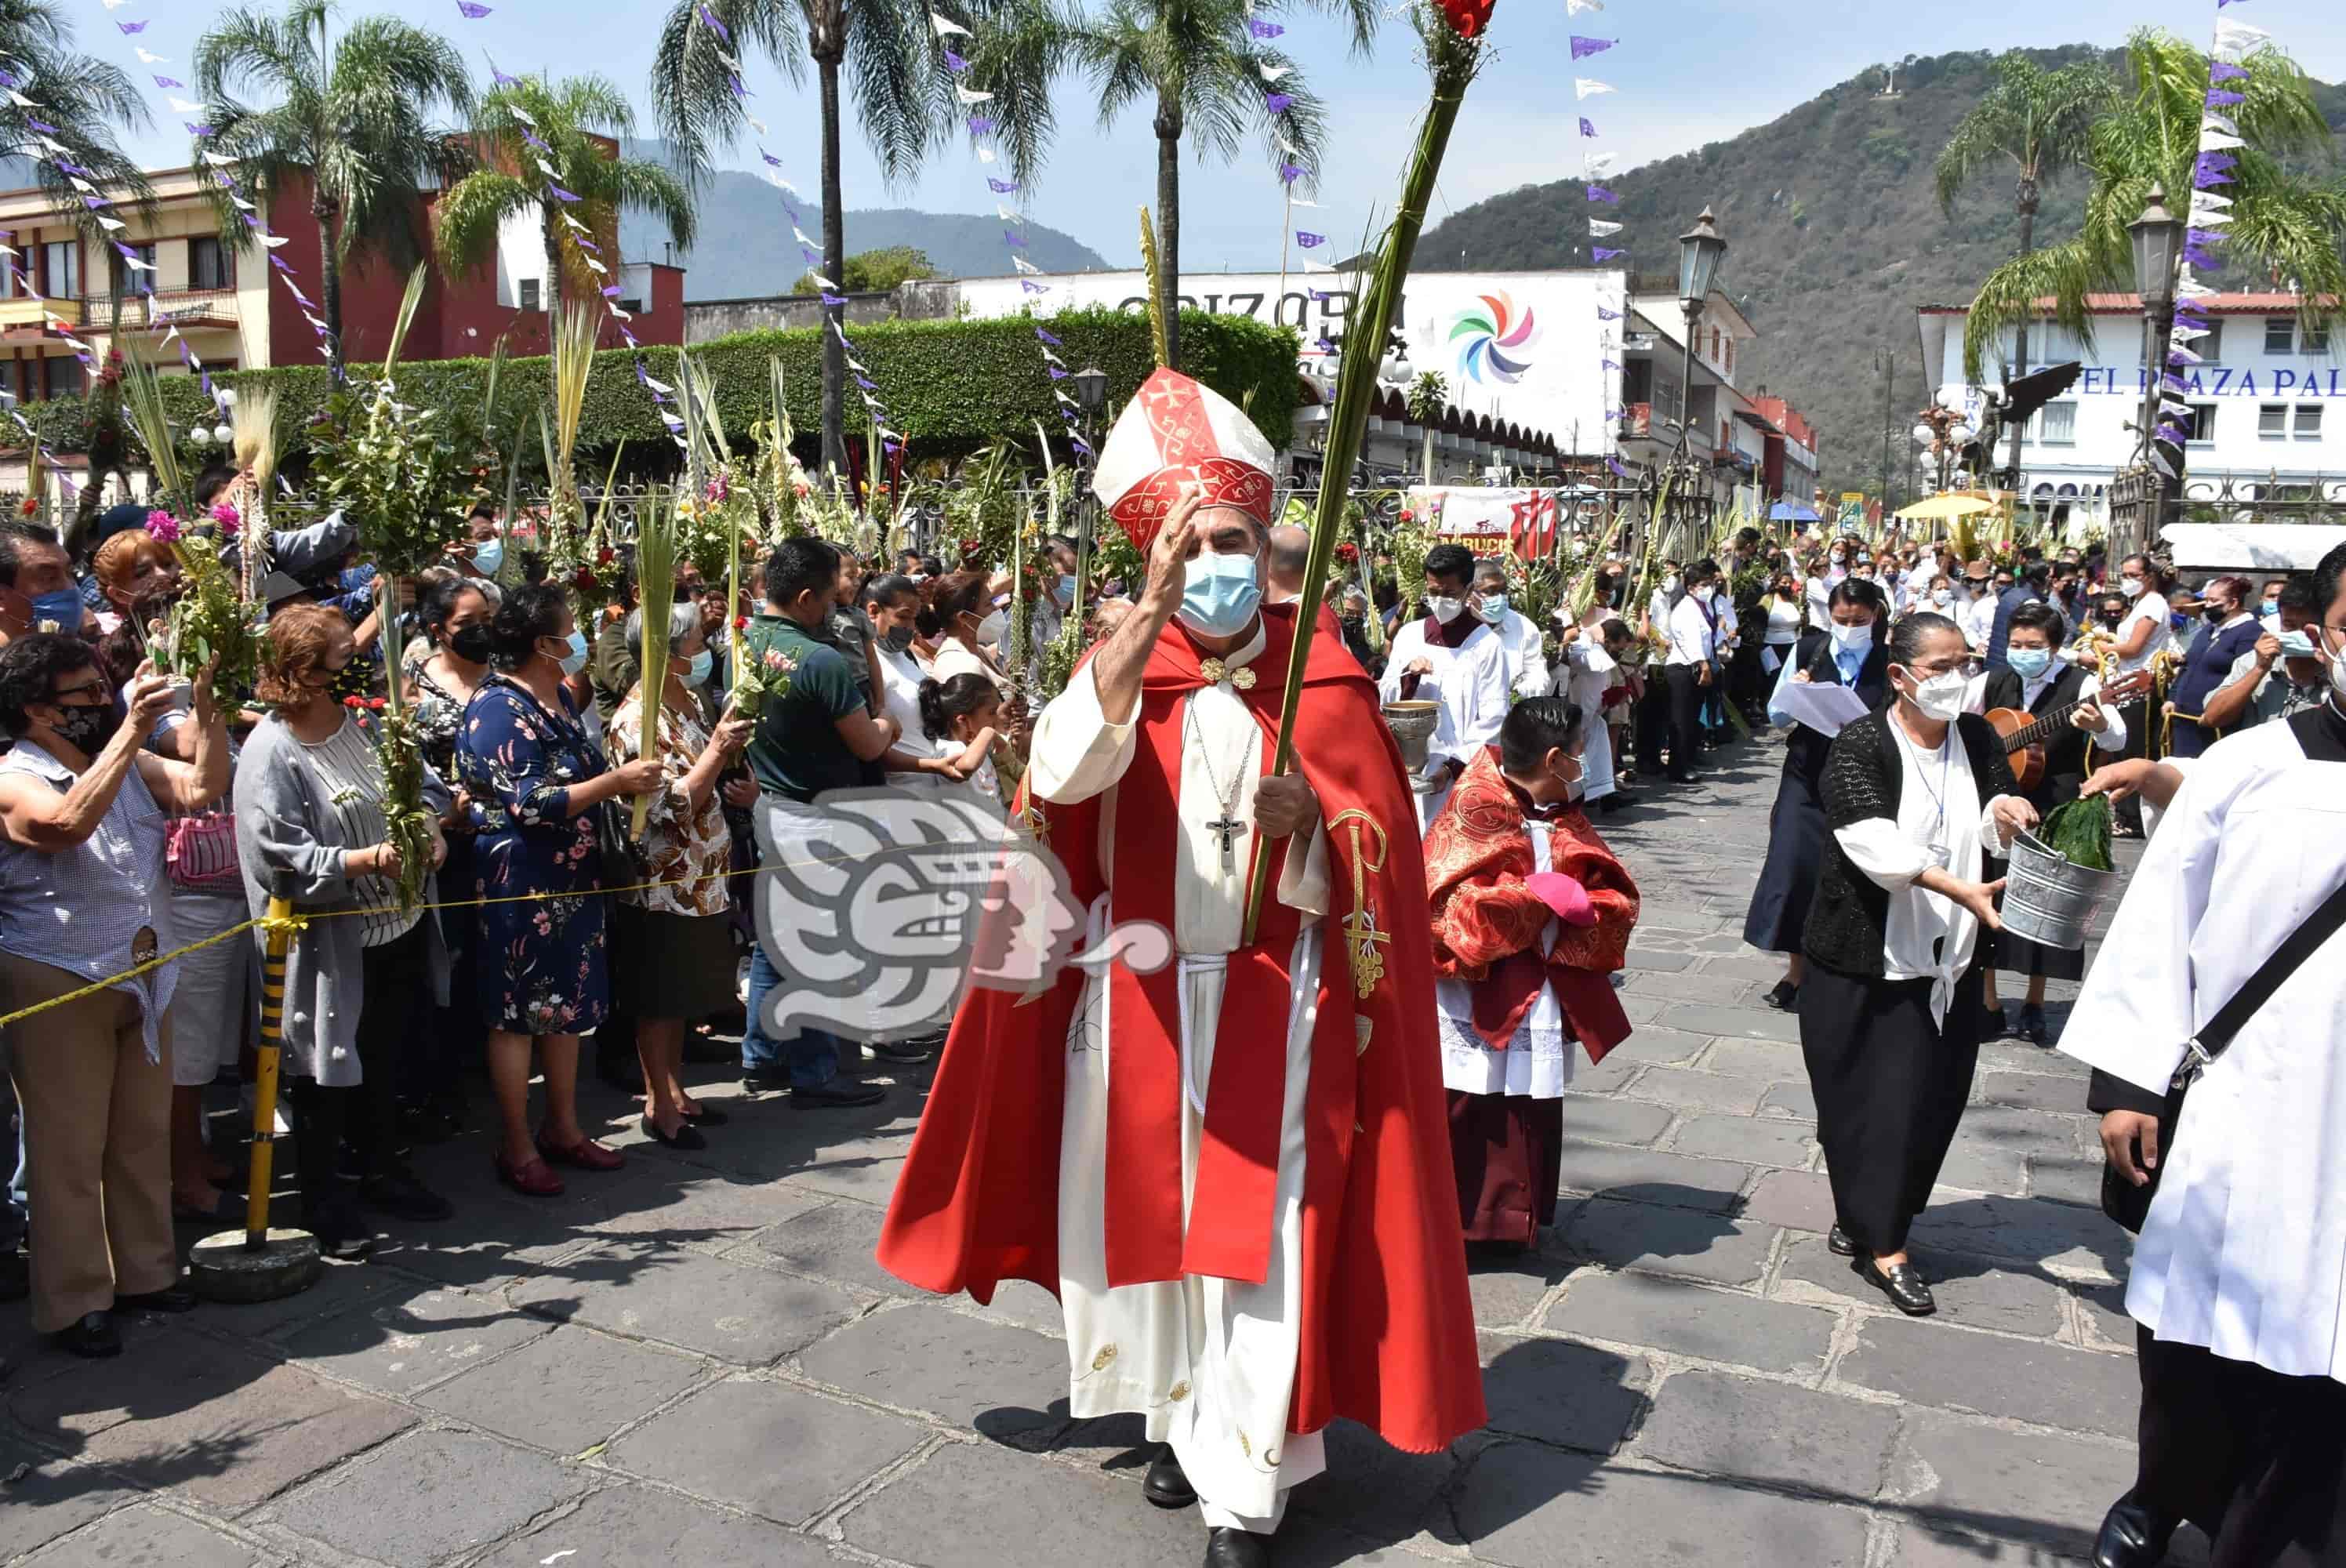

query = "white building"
[1919,292,2346,523]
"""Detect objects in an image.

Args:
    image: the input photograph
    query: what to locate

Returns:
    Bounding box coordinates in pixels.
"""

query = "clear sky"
[98,0,2346,278]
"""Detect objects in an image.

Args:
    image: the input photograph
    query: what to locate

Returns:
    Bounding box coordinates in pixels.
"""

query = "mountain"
[616,140,1109,300]
[1419,45,2346,499]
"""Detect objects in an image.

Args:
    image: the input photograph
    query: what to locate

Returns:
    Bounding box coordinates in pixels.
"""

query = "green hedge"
[16,307,1301,470]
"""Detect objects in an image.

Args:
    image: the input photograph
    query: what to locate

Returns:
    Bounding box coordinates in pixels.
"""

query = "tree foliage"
[1933,51,2112,230]
[0,0,157,252]
[790,245,939,296]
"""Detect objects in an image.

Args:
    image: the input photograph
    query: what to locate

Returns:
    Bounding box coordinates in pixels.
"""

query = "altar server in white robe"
[1551,613,1635,811]
[1471,557,1551,699]
[2062,543,2346,1568]
[1378,541,1511,833]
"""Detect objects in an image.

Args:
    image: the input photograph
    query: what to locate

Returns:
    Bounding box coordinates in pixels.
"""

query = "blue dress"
[456,673,610,1035]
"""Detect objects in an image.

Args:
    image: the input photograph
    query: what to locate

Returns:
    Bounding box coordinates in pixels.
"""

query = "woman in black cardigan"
[1800,612,2038,1317]
[1742,577,1891,1011]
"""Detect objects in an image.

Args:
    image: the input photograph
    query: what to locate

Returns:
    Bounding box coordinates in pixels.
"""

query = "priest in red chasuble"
[878,369,1483,1568]
[1425,697,1641,1248]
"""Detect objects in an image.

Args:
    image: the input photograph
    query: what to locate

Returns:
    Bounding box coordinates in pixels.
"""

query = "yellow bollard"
[245,895,295,1248]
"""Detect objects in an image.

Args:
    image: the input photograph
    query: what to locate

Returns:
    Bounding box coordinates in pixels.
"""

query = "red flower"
[16,497,34,518]
[1435,0,1494,37]
[732,615,748,630]
[573,567,600,591]
[1399,509,1415,524]
[1335,541,1360,564]
[597,546,616,565]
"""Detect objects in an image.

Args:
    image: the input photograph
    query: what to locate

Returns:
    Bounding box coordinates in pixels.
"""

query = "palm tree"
[0,0,156,249]
[436,74,698,324]
[651,0,1062,474]
[1962,30,2346,390]
[194,0,474,375]
[1934,50,2113,479]
[1071,0,1362,370]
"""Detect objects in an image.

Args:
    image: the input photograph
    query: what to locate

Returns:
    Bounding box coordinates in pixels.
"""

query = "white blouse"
[1832,719,2014,1024]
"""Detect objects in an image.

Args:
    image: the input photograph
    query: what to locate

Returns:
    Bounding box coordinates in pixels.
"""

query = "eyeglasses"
[49,680,109,706]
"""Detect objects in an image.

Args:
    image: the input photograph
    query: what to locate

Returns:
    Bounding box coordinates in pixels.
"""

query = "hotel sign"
[2076,365,2346,397]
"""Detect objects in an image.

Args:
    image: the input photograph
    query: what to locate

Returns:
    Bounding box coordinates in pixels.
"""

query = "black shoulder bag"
[2101,869,2346,1232]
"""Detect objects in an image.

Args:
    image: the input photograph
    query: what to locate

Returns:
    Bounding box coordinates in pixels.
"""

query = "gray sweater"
[234,713,452,1086]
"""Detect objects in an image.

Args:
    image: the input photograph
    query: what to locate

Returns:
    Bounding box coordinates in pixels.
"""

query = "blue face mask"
[685,649,714,687]
[2262,600,2280,619]
[2006,647,2053,679]
[471,539,505,577]
[547,630,589,677]
[2276,630,2319,659]
[29,587,82,631]
[1055,574,1076,608]
[1177,551,1262,639]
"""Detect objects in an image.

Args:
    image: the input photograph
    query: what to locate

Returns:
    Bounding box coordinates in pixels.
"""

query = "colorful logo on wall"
[1449,292,1541,385]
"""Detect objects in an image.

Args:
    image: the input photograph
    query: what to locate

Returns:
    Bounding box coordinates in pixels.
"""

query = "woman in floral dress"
[605,602,751,1149]
[457,583,664,1196]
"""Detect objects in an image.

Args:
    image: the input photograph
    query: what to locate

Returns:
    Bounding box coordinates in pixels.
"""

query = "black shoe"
[1668,771,1698,785]
[1762,980,1799,1013]
[790,1080,886,1110]
[741,1070,794,1096]
[1990,1006,2018,1040]
[1854,1254,1935,1316]
[866,1039,935,1065]
[360,1171,454,1223]
[1142,1445,1197,1509]
[680,1104,730,1127]
[638,1116,709,1152]
[1204,1527,1270,1568]
[1599,793,1636,815]
[113,1285,198,1315]
[1826,1224,1858,1257]
[302,1203,377,1262]
[2017,1003,2050,1047]
[54,1311,121,1358]
[2092,1490,2177,1568]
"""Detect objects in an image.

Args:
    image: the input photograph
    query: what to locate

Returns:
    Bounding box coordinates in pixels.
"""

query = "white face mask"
[1930,589,1952,607]
[1829,550,1846,565]
[2119,578,2146,600]
[1425,594,1465,625]
[2321,628,2346,702]
[1900,666,1969,723]
[1829,620,1875,655]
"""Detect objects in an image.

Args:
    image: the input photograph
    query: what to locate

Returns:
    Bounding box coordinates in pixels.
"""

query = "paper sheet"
[1776,680,1871,737]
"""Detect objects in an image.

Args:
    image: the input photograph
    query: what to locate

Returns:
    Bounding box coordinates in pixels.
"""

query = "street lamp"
[2128,183,2184,460]
[1070,365,1108,418]
[1675,205,1726,460]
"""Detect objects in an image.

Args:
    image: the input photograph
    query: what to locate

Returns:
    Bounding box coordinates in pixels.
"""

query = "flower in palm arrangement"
[211,503,241,537]
[16,497,34,519]
[145,510,183,544]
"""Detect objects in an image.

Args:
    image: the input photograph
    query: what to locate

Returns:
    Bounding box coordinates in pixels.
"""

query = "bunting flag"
[1574,78,1613,99]
[1569,37,1614,59]
[1580,0,1635,489]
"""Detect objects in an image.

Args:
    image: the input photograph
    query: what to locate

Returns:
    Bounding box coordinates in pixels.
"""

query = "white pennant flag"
[260,234,289,249]
[2171,324,2210,345]
[2176,273,2215,298]
[2199,129,2244,152]
[34,136,64,155]
[976,147,995,163]
[1566,0,1603,12]
[7,90,34,109]
[229,194,256,212]
[1589,219,1622,237]
[1585,151,1618,176]
[609,303,632,321]
[2201,111,2239,139]
[584,257,608,275]
[1260,64,1291,82]
[135,48,167,64]
[930,13,971,38]
[1040,347,1065,365]
[536,158,559,179]
[96,215,125,232]
[510,105,537,127]
[168,96,204,114]
[955,85,993,104]
[67,176,93,194]
[808,273,839,289]
[2168,341,2204,365]
[792,226,817,247]
[1574,78,1614,100]
[2213,18,2269,56]
[1300,256,1335,273]
[847,356,870,372]
[746,115,768,135]
[644,374,676,395]
[717,49,743,71]
[1011,255,1040,274]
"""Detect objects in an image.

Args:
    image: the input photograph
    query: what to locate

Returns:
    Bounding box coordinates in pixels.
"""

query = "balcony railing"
[78,288,240,329]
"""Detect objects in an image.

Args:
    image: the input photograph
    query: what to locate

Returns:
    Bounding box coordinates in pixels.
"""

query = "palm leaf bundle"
[539,299,605,583]
[118,352,264,697]
[230,384,280,602]
[632,483,680,840]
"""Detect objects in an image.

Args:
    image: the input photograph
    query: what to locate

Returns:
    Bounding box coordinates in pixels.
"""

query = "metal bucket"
[1999,830,2117,950]
[1382,701,1441,794]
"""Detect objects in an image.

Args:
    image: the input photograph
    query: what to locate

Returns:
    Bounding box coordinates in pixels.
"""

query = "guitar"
[1988,667,2152,791]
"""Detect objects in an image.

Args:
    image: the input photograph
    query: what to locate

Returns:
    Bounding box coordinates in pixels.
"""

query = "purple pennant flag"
[82,196,109,211]
[493,67,520,86]
[2163,371,2188,392]
[576,236,602,254]
[456,0,492,16]
[987,178,1019,193]
[727,74,749,99]
[1586,184,1619,203]
[0,71,15,88]
[1248,18,1284,35]
[56,160,89,176]
[855,376,877,390]
[154,75,183,89]
[1020,279,1048,294]
[2157,422,2189,443]
[621,327,639,347]
[26,119,53,134]
[1265,92,1293,114]
[187,124,214,136]
[801,247,822,264]
[117,20,148,34]
[1048,365,1070,379]
[944,49,969,73]
[699,5,731,42]
[549,184,582,202]
[1004,230,1026,246]
[1070,436,1095,457]
[762,151,783,166]
[524,131,552,151]
[2210,60,2247,82]
[1607,456,1631,477]
[1593,247,1625,261]
[2205,88,2244,108]
[1278,159,1303,184]
[2187,226,2226,249]
[968,114,995,134]
[1035,327,1063,345]
[270,255,293,274]
[1296,231,1324,248]
[820,291,846,305]
[1570,36,1614,59]
[2181,241,2222,272]
[2195,151,2237,187]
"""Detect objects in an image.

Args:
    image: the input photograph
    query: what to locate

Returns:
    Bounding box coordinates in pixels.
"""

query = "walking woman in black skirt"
[1799,612,2038,1317]
[1744,578,1890,1012]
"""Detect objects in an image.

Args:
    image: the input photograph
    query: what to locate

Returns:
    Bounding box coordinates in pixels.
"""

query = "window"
[2259,403,2288,440]
[617,296,644,315]
[2297,405,2325,440]
[2036,401,2077,445]
[38,354,78,401]
[2186,403,2217,445]
[1724,338,1734,376]
[39,241,75,301]
[107,244,155,296]
[188,236,234,291]
[2265,318,2295,354]
[2198,319,2223,362]
[2308,325,2333,354]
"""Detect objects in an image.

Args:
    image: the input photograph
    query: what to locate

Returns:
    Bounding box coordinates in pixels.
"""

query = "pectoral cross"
[1206,815,1243,873]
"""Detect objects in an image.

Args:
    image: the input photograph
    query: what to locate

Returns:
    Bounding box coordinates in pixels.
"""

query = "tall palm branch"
[650,0,1065,474]
[0,0,156,256]
[1070,0,1362,370]
[1962,30,2346,387]
[436,74,697,324]
[194,0,475,375]
[1934,50,2112,478]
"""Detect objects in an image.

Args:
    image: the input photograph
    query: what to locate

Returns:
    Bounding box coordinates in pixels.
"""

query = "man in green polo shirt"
[739,537,901,1107]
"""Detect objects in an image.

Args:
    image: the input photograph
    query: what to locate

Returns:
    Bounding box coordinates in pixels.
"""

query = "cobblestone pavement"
[0,737,2172,1567]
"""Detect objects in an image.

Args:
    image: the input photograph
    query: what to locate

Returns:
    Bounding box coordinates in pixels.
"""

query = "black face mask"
[881,626,917,654]
[446,623,493,664]
[46,700,117,757]
[2204,604,2229,623]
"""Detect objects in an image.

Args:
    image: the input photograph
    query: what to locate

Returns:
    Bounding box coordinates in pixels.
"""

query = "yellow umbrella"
[1894,493,1999,523]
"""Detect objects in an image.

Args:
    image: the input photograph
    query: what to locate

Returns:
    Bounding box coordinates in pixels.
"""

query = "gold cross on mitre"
[1327,808,1389,1002]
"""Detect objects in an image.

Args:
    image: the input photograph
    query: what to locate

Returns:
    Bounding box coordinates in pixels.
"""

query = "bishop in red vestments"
[877,370,1484,1568]
[1425,698,1641,1247]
